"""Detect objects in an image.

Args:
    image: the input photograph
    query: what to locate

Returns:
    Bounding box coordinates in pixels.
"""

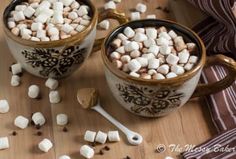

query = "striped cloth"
[182,0,236,158]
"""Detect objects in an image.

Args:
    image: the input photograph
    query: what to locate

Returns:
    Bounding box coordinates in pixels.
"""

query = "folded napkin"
[182,0,236,158]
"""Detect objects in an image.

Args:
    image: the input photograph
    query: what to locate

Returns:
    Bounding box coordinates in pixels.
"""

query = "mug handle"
[92,9,129,52]
[191,54,236,98]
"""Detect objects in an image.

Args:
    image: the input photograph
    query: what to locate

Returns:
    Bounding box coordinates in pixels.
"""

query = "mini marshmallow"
[148,69,157,75]
[30,2,39,9]
[39,1,51,8]
[77,5,88,16]
[36,29,47,39]
[8,21,16,29]
[83,15,91,20]
[56,114,68,126]
[28,85,40,98]
[98,20,110,30]
[156,37,169,46]
[80,19,90,26]
[129,72,140,78]
[24,6,35,18]
[148,58,160,69]
[166,54,179,65]
[122,40,130,45]
[121,55,131,63]
[144,38,156,48]
[178,49,190,63]
[11,75,20,87]
[38,138,53,153]
[17,23,27,30]
[104,1,116,10]
[134,33,147,42]
[32,112,46,126]
[128,59,142,72]
[113,60,123,69]
[116,46,125,54]
[168,30,177,39]
[31,22,43,31]
[35,13,50,23]
[45,78,59,90]
[146,28,157,39]
[14,11,25,22]
[0,100,10,113]
[136,3,147,13]
[71,1,80,9]
[159,45,171,55]
[157,64,169,75]
[122,64,129,72]
[68,12,78,20]
[53,2,63,11]
[148,45,159,56]
[51,35,60,41]
[153,73,165,80]
[110,52,121,60]
[188,55,198,63]
[166,72,177,79]
[59,155,71,159]
[117,33,128,41]
[0,137,9,150]
[187,43,196,51]
[14,115,29,129]
[136,57,148,67]
[111,39,122,48]
[80,145,94,159]
[123,27,135,38]
[49,90,61,104]
[135,28,145,33]
[84,130,96,142]
[112,0,122,2]
[61,23,74,34]
[21,28,32,37]
[11,63,22,75]
[141,53,155,60]
[47,27,59,37]
[41,37,50,41]
[95,131,107,144]
[52,11,64,24]
[159,32,171,40]
[171,65,185,75]
[140,73,151,79]
[130,12,141,21]
[184,63,194,71]
[15,5,27,11]
[130,50,141,58]
[165,156,174,159]
[174,36,187,51]
[146,14,156,19]
[125,41,139,52]
[76,25,85,32]
[61,0,74,6]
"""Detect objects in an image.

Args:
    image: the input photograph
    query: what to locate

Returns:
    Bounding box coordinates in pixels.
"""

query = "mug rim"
[2,0,98,48]
[101,19,206,85]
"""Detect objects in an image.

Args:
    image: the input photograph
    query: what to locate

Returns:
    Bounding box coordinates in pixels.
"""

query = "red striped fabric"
[182,0,236,158]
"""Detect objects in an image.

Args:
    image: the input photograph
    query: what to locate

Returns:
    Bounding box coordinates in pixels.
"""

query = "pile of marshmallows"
[7,0,91,41]
[109,26,198,79]
[80,130,120,158]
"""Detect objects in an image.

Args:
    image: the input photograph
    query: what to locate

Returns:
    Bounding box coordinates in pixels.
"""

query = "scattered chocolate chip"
[163,7,170,13]
[35,94,42,100]
[156,6,162,10]
[12,131,17,136]
[37,131,42,136]
[63,127,68,132]
[103,146,110,151]
[125,156,131,159]
[98,150,104,155]
[35,124,41,129]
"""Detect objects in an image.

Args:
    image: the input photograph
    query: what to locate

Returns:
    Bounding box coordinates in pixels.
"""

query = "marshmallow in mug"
[109,26,198,80]
[7,0,91,41]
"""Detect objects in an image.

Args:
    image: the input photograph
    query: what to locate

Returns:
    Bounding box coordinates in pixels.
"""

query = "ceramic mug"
[3,0,128,78]
[101,19,236,117]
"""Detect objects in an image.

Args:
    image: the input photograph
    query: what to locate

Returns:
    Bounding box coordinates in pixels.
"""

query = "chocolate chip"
[98,150,104,155]
[63,127,68,132]
[125,156,131,159]
[12,131,17,136]
[103,146,110,151]
[37,131,42,136]
[156,6,162,10]
[35,124,41,129]
[163,7,170,13]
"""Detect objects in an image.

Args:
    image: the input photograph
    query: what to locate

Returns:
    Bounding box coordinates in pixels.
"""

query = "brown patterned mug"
[3,0,128,78]
[101,19,236,117]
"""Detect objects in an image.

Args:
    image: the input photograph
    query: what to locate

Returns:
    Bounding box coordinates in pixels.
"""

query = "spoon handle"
[92,105,143,145]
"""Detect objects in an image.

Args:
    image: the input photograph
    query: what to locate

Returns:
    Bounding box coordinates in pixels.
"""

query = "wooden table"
[0,0,217,158]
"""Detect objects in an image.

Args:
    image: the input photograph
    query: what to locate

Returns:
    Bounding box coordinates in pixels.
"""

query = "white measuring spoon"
[77,88,143,145]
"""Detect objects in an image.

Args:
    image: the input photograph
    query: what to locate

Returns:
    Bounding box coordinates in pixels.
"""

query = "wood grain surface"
[0,0,216,159]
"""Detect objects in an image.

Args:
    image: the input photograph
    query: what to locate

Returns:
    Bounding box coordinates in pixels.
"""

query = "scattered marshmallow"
[49,90,61,104]
[14,115,29,129]
[95,131,107,144]
[104,1,116,10]
[80,145,94,159]
[32,112,46,126]
[123,27,135,38]
[28,85,40,99]
[136,3,147,13]
[108,131,120,142]
[45,78,59,90]
[98,20,110,30]
[56,114,68,126]
[146,14,156,19]
[130,12,141,21]
[11,75,21,86]
[166,72,177,79]
[11,63,22,75]
[84,130,96,142]
[0,100,10,113]
[38,138,53,152]
[0,137,9,150]
[59,155,71,159]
